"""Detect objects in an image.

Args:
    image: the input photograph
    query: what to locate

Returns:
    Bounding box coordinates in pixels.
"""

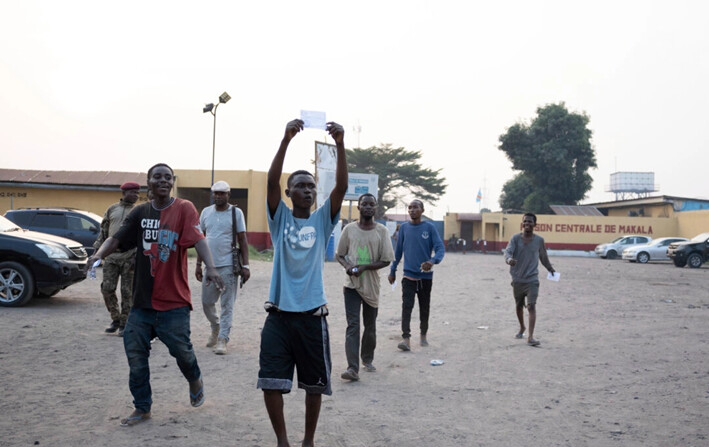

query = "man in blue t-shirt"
[258,118,348,447]
[388,199,445,351]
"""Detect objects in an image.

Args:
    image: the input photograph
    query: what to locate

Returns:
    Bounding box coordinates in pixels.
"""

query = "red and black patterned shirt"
[114,198,204,311]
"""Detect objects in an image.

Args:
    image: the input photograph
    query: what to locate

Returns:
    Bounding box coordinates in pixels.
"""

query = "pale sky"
[2,0,708,219]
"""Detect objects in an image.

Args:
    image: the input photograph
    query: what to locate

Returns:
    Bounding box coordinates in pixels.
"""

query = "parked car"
[594,235,652,259]
[621,237,688,263]
[4,208,102,255]
[667,232,709,268]
[0,215,88,307]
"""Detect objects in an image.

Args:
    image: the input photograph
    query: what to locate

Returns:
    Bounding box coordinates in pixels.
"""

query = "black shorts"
[257,312,332,395]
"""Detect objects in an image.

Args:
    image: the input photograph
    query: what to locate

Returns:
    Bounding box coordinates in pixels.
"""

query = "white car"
[594,235,652,259]
[622,237,688,263]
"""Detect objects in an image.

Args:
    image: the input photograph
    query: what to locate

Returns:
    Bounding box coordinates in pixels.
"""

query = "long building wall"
[0,186,149,217]
[445,211,709,252]
[676,209,709,237]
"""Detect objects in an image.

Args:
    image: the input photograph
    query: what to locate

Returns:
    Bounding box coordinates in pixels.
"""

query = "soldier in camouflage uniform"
[94,182,140,336]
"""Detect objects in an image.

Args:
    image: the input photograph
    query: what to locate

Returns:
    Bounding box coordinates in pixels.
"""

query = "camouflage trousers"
[101,257,135,326]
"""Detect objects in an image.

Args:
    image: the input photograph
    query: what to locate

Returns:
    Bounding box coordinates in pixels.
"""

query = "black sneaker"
[105,321,120,333]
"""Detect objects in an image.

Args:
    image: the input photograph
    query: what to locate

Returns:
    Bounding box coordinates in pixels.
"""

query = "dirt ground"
[1,253,708,447]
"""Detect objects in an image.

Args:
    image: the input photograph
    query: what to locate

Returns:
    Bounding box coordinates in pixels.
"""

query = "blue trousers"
[123,306,201,413]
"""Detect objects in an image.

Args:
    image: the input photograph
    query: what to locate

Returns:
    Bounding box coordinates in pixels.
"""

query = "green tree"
[346,144,447,219]
[499,172,533,212]
[498,103,596,213]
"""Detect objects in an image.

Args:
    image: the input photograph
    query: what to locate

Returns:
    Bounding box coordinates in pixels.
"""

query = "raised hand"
[284,119,304,141]
[326,121,344,144]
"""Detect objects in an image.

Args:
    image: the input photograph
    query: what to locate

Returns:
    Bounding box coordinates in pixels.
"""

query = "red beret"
[120,182,140,191]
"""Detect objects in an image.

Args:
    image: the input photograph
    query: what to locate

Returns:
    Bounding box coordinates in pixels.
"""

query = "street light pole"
[203,91,231,193]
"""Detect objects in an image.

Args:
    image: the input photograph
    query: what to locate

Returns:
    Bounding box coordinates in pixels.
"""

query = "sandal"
[527,339,541,347]
[190,377,205,407]
[120,410,151,427]
[515,332,525,339]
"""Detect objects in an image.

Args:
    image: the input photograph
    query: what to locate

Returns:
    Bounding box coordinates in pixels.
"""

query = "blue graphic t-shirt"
[267,197,339,312]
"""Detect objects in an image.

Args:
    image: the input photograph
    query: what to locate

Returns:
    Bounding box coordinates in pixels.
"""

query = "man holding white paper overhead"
[504,212,555,347]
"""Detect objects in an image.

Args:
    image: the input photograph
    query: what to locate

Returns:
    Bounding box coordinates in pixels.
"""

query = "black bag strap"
[231,206,237,250]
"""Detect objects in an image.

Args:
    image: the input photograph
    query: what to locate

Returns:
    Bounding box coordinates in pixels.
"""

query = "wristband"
[242,265,250,269]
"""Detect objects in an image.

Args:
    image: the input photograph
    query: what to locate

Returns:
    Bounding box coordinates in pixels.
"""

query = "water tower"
[606,172,658,201]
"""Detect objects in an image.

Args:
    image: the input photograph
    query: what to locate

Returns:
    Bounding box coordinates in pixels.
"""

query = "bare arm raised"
[267,119,304,218]
[326,121,348,220]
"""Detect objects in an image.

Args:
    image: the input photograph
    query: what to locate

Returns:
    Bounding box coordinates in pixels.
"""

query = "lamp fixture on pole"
[203,91,231,191]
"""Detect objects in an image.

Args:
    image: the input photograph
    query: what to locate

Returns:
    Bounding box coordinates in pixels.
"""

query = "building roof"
[0,169,147,191]
[550,205,604,216]
[457,213,482,221]
[585,195,709,208]
[384,213,433,222]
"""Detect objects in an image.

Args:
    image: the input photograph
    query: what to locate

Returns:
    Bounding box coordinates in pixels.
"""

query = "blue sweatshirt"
[390,221,445,280]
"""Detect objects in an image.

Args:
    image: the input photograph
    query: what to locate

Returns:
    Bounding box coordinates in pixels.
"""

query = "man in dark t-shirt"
[88,163,223,426]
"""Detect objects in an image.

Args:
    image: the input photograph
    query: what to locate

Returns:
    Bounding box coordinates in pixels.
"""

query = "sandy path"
[1,254,708,447]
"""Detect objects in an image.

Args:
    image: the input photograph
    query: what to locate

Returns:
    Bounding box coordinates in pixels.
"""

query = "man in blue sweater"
[388,199,445,351]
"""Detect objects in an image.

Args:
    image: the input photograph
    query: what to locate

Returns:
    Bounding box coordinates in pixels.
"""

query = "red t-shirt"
[114,198,204,311]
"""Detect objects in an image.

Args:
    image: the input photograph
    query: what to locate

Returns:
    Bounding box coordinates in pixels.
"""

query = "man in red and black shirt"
[88,163,224,427]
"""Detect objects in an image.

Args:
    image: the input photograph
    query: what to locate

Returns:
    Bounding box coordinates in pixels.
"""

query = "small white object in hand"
[89,259,101,280]
[547,272,560,282]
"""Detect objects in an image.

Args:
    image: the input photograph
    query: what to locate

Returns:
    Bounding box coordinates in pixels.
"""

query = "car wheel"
[637,252,650,264]
[606,250,617,260]
[687,253,703,268]
[673,259,687,268]
[0,262,35,307]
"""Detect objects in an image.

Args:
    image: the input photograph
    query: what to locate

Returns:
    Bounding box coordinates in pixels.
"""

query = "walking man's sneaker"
[397,338,411,351]
[420,334,428,347]
[105,320,120,333]
[215,337,227,355]
[117,326,125,337]
[206,325,220,348]
[362,363,377,372]
[341,368,360,381]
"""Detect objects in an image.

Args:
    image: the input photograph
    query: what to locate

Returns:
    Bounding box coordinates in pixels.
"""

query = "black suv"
[0,215,88,306]
[4,208,102,255]
[667,232,709,268]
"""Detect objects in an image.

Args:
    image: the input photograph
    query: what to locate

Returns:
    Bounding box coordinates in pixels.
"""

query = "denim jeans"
[123,306,201,413]
[202,266,238,341]
[401,278,432,339]
[343,287,378,372]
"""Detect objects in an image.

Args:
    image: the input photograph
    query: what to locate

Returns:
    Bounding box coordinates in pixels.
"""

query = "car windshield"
[0,215,22,232]
[690,232,709,243]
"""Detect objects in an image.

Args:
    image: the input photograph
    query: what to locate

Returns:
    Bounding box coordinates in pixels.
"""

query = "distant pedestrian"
[388,199,445,351]
[504,212,555,347]
[196,180,250,355]
[457,237,467,255]
[336,193,394,381]
[94,182,140,336]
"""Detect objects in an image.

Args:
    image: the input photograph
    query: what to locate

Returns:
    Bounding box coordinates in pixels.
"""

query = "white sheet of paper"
[300,110,327,130]
[391,280,397,291]
[547,272,560,282]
